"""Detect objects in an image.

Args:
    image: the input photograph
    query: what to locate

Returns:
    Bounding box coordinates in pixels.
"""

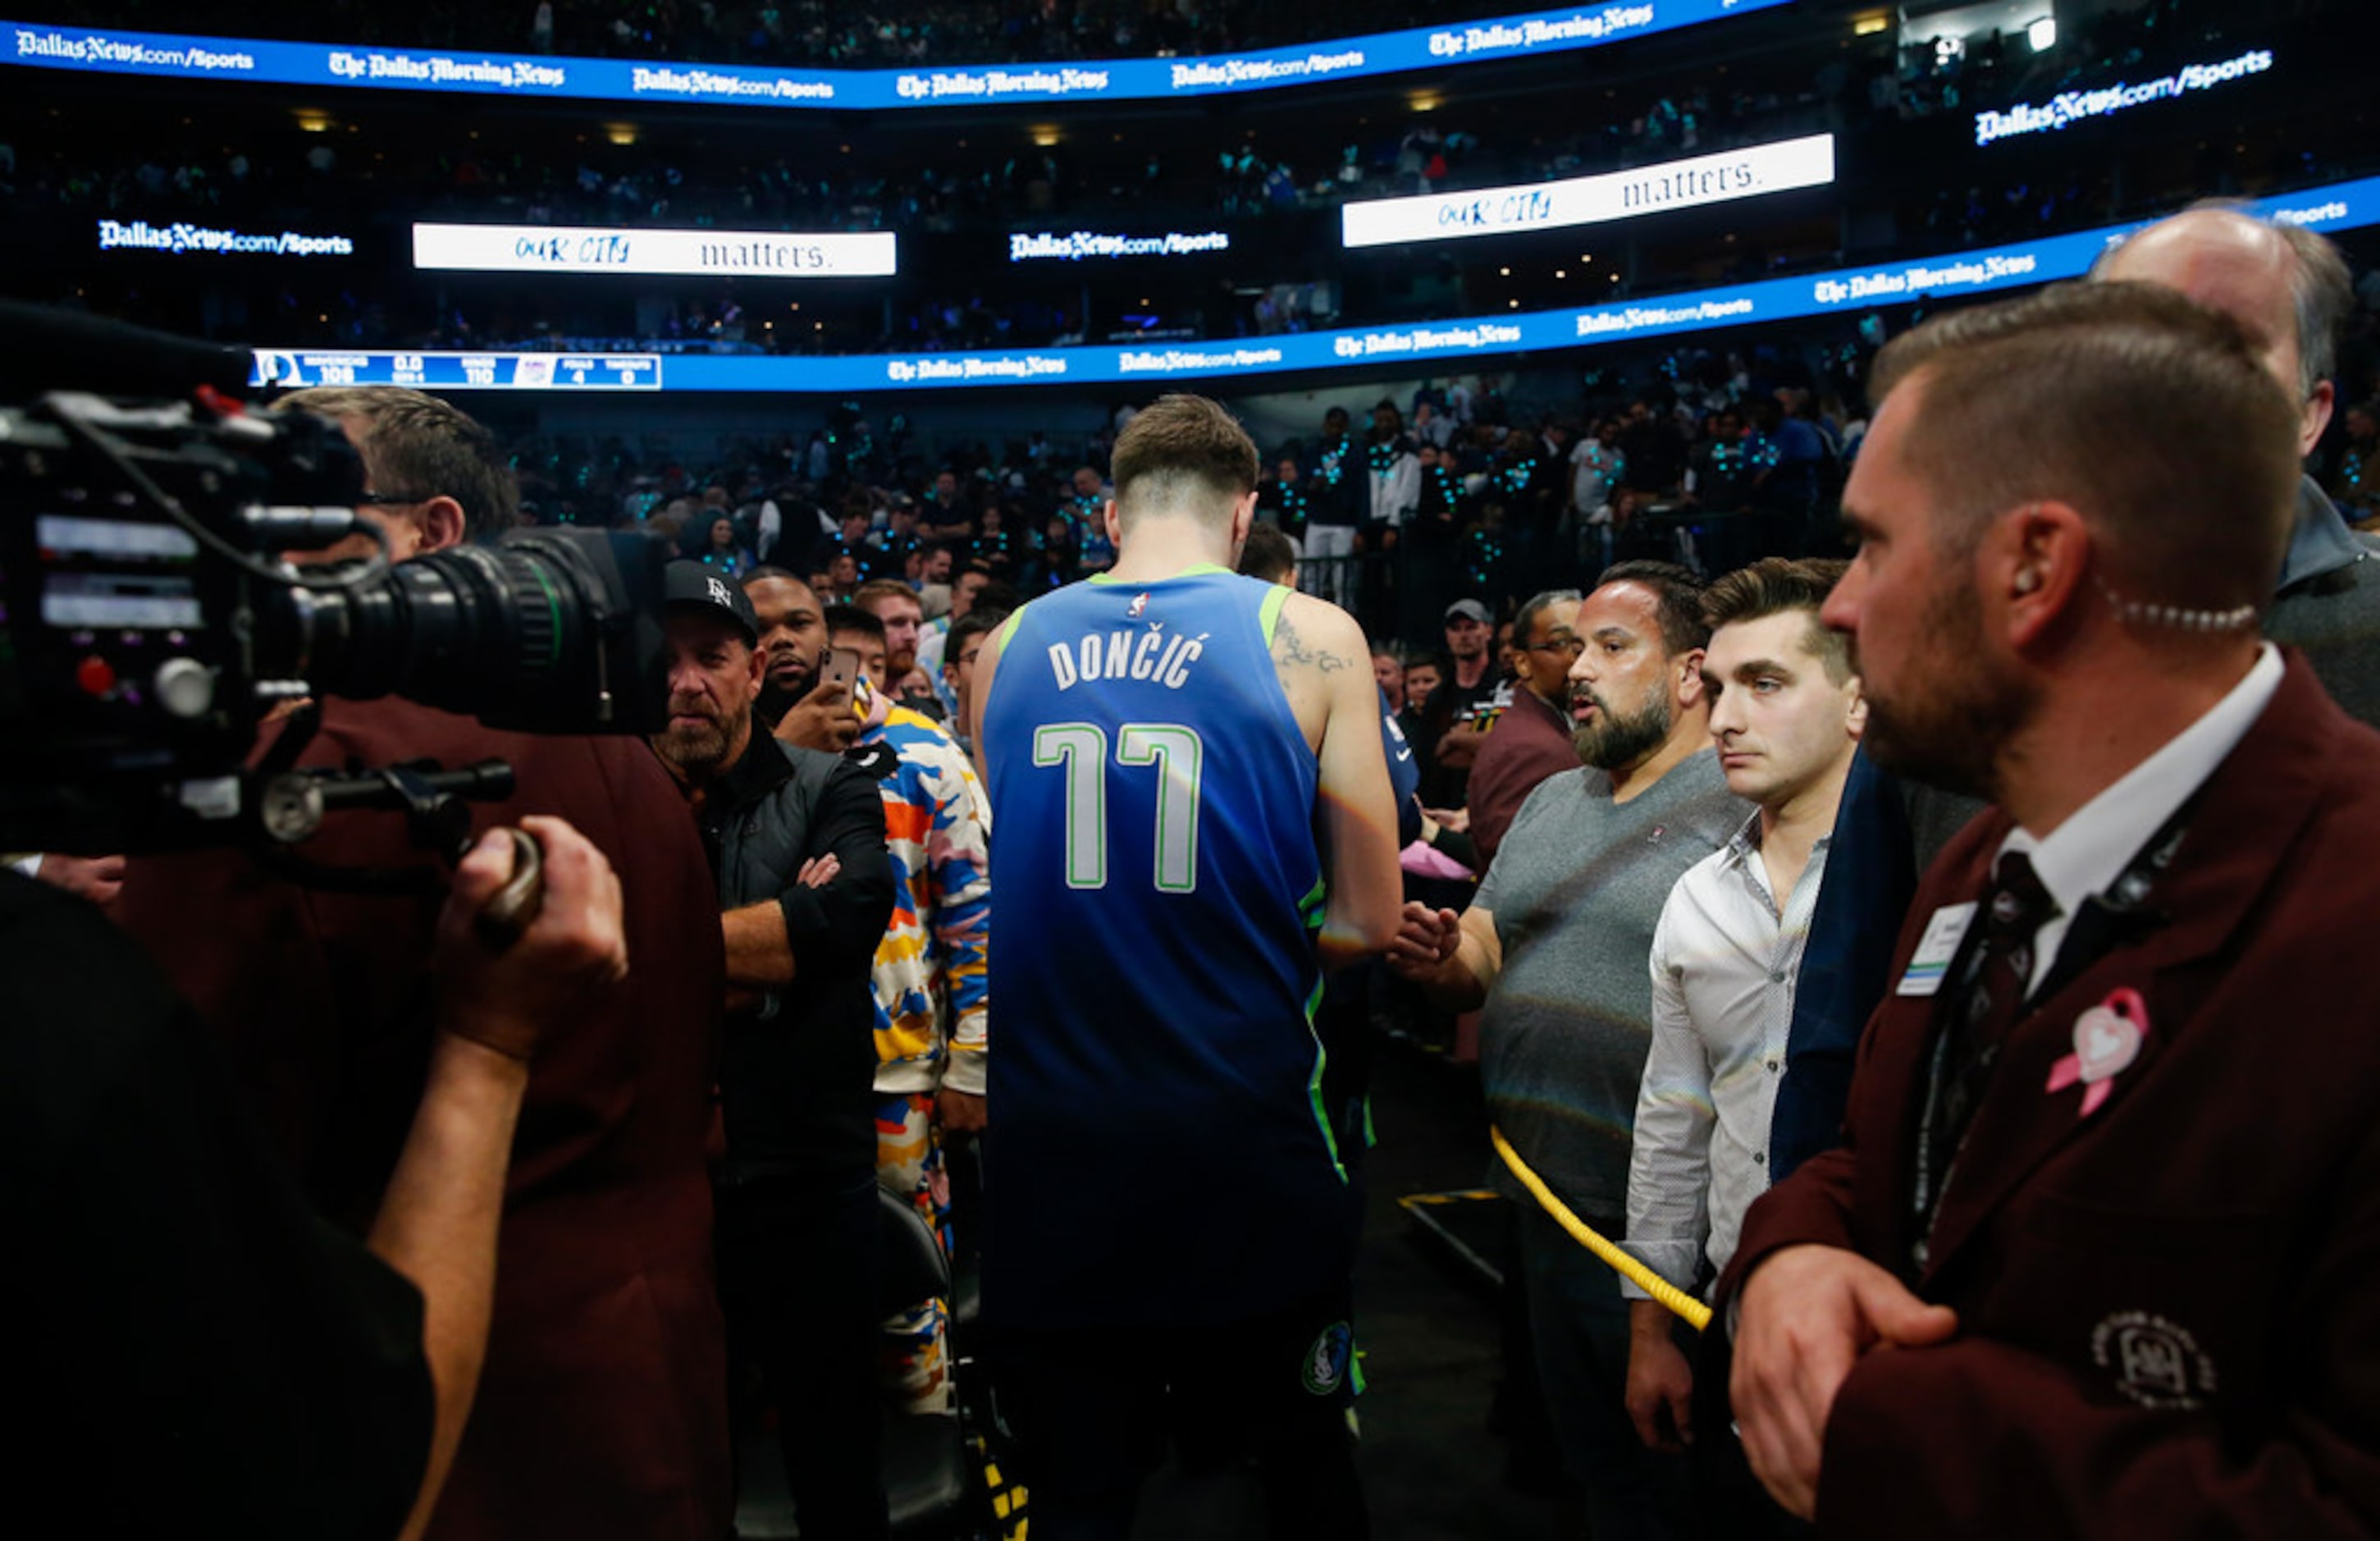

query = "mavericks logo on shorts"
[1302,1321,1354,1396]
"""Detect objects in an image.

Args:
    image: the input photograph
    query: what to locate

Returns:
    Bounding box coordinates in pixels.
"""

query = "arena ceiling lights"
[1,1,1788,111]
[1341,135,1837,249]
[412,224,897,277]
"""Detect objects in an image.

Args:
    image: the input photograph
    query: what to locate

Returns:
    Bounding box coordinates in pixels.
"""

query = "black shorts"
[992,1287,1359,1493]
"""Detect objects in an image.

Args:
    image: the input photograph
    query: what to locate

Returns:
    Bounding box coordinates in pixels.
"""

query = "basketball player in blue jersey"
[971,394,1402,1539]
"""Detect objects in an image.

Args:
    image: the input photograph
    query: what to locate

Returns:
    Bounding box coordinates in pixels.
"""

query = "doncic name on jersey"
[1046,591,1208,690]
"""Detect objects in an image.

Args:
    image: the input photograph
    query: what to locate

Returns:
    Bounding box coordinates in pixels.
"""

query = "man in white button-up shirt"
[1622,557,1865,1459]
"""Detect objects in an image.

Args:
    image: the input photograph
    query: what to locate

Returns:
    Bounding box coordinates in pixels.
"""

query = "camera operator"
[4,816,623,1540]
[112,386,733,1541]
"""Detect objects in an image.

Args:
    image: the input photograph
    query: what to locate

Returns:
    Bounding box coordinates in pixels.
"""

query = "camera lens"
[269,529,670,734]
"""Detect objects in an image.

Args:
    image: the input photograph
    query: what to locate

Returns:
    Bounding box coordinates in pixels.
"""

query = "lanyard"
[1906,797,2195,1259]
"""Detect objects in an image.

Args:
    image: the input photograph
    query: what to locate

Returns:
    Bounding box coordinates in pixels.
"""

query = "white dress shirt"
[1624,812,1830,1298]
[1999,643,2283,995]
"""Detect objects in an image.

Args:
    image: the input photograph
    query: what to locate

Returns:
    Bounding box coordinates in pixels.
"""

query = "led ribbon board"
[246,175,2380,394]
[1009,231,1231,262]
[1342,135,1836,248]
[412,224,896,277]
[3,2,1788,109]
[99,218,354,256]
[1976,48,2274,148]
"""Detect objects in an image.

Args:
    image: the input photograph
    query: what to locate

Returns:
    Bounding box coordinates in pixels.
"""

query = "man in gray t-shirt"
[1475,752,1743,1219]
[1392,562,1747,1541]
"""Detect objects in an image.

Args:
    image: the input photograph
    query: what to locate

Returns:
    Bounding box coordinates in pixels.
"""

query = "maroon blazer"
[1726,651,2380,1538]
[116,698,730,1541]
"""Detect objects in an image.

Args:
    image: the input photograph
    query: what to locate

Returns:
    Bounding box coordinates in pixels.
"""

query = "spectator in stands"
[921,469,977,546]
[742,566,861,754]
[1364,400,1421,537]
[1069,464,1118,575]
[1413,398,1454,450]
[2331,401,2380,525]
[917,560,1012,715]
[854,578,942,721]
[1404,654,1444,715]
[694,509,756,578]
[973,501,1021,583]
[1420,597,1501,807]
[1373,643,1406,715]
[1304,406,1363,601]
[1619,400,1688,498]
[939,606,1009,760]
[1259,452,1312,543]
[650,565,894,1541]
[1466,588,1587,871]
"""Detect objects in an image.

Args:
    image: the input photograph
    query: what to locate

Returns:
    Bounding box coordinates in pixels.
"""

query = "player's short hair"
[1594,560,1710,656]
[276,384,516,542]
[1702,557,1853,684]
[1111,395,1261,532]
[1871,281,2302,616]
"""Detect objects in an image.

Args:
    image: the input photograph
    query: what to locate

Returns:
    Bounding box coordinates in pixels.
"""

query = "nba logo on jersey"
[1127,592,1149,619]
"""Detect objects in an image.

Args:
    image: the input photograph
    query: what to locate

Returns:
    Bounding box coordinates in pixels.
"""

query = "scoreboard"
[249,350,663,391]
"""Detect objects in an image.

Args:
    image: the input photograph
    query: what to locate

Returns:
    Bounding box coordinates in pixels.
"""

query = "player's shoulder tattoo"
[1271,604,1359,689]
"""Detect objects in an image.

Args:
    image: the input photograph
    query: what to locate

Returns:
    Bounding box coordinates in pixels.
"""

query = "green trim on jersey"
[1295,874,1346,1184]
[1086,562,1234,586]
[1259,582,1292,644]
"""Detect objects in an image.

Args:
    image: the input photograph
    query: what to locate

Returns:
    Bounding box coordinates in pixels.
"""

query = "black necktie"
[1921,851,2061,1224]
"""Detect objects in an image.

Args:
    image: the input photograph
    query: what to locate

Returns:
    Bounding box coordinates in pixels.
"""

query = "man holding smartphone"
[742,566,861,754]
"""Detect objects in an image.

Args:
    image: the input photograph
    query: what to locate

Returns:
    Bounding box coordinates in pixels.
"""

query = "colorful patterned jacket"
[847,693,992,1095]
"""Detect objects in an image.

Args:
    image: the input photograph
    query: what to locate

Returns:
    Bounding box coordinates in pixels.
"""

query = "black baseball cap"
[664,560,760,644]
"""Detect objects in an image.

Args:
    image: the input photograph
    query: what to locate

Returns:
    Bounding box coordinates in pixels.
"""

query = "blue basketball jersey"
[980,566,1358,1328]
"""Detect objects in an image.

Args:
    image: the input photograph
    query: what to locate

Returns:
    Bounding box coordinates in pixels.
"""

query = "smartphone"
[822,646,861,701]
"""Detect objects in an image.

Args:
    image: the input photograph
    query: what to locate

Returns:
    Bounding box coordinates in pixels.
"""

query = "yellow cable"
[1490,1124,1712,1333]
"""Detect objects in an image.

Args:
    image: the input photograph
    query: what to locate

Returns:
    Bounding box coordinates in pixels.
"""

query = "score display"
[250,350,663,391]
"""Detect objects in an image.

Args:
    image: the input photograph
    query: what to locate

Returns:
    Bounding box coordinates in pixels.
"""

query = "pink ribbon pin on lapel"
[2046,987,2149,1116]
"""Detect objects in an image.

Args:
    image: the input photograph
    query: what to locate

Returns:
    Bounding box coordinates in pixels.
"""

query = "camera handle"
[241,701,543,944]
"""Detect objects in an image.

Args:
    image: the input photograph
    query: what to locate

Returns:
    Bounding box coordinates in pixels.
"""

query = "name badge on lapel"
[1896,902,1977,998]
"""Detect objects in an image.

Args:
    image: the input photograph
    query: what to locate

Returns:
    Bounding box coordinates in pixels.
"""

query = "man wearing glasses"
[1466,587,1586,869]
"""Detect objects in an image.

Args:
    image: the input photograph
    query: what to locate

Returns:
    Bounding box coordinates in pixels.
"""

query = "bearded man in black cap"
[649,560,898,1539]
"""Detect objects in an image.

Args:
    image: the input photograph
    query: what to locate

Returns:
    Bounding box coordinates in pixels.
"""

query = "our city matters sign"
[1340,135,1836,249]
[411,224,897,277]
